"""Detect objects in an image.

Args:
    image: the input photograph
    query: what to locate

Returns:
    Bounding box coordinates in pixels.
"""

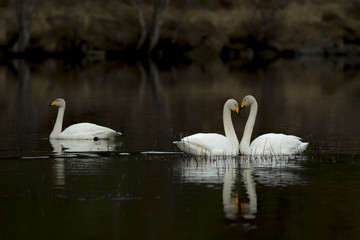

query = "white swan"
[50,138,122,155]
[49,98,121,140]
[239,95,308,155]
[174,99,240,156]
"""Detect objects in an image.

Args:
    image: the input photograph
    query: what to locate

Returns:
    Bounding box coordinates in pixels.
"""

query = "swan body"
[174,99,240,156]
[50,138,121,155]
[50,98,121,140]
[239,95,308,155]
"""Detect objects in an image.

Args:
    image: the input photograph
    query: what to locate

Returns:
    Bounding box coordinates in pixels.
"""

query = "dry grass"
[2,0,360,55]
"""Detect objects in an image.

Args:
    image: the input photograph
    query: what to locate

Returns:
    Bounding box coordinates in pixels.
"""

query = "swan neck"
[50,105,65,138]
[240,100,257,154]
[223,103,239,151]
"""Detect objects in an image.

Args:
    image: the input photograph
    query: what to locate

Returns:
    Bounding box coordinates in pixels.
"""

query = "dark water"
[1,57,360,239]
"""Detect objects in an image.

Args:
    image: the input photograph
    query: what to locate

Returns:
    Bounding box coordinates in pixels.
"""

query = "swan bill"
[240,101,245,109]
[235,105,241,117]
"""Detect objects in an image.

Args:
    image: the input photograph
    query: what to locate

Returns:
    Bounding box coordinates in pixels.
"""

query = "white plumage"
[49,98,121,140]
[174,99,240,156]
[248,133,308,155]
[239,95,308,155]
[175,133,237,156]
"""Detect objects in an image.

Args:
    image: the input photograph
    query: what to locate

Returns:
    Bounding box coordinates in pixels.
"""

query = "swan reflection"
[179,155,306,223]
[247,155,307,186]
[50,138,123,156]
[50,138,122,187]
[222,158,257,221]
[51,158,66,187]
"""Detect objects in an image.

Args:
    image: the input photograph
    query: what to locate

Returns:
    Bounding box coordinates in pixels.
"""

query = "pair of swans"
[175,95,308,156]
[50,98,121,140]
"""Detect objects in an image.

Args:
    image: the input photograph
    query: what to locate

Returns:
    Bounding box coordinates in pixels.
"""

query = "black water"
[1,57,360,239]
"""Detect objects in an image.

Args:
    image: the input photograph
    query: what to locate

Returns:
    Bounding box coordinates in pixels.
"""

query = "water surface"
[1,57,360,239]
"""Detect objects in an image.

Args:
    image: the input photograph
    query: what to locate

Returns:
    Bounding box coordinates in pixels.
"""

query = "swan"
[49,98,121,140]
[174,99,240,156]
[50,138,122,156]
[239,95,308,155]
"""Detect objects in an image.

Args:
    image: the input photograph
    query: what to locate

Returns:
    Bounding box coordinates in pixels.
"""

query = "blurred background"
[1,0,360,62]
[2,2,360,240]
[1,0,360,156]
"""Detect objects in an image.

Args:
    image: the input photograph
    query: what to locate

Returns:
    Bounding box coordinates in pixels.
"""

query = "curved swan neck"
[240,99,258,154]
[224,102,239,150]
[50,105,65,138]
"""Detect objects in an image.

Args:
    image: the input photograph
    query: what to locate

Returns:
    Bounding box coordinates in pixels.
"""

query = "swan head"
[50,98,66,108]
[226,99,240,113]
[240,95,256,109]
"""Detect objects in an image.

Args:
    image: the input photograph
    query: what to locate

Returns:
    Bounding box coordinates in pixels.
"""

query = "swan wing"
[174,133,238,156]
[250,133,308,155]
[59,123,121,139]
[174,99,239,156]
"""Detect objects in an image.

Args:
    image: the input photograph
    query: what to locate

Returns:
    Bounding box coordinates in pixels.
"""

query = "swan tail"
[174,140,210,155]
[297,142,309,153]
[301,142,309,150]
[173,141,185,152]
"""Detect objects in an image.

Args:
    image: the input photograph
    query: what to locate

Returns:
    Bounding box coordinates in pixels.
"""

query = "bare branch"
[148,0,170,53]
[132,0,148,50]
[12,0,37,53]
[172,0,188,44]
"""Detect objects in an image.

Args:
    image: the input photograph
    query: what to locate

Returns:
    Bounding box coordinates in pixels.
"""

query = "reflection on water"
[250,155,307,186]
[1,152,360,239]
[222,158,239,220]
[0,57,360,157]
[1,57,360,156]
[52,158,65,187]
[239,159,257,220]
[49,138,123,187]
[1,57,360,239]
[179,155,306,226]
[222,158,258,222]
